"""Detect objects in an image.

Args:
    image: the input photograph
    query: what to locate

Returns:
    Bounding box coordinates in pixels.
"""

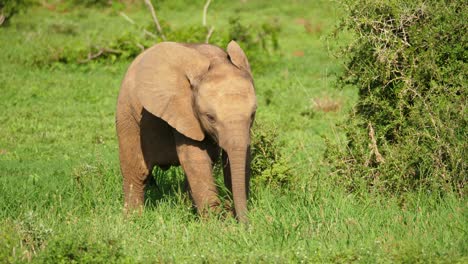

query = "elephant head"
[135,41,256,222]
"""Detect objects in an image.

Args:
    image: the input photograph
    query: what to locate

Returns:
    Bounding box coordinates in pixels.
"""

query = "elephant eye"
[206,113,216,123]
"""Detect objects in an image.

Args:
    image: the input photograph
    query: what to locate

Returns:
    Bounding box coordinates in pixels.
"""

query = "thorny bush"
[326,0,467,195]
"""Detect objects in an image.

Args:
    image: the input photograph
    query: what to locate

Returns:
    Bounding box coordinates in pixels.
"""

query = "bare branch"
[367,122,385,165]
[78,48,122,64]
[143,29,157,39]
[136,43,145,51]
[205,26,214,43]
[144,0,166,41]
[202,0,212,27]
[119,12,135,25]
[0,13,5,26]
[119,12,156,40]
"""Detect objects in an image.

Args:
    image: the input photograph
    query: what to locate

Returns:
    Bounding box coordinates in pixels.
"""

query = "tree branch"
[144,0,166,41]
[0,13,5,26]
[78,48,122,64]
[119,12,135,25]
[202,0,212,27]
[205,26,214,43]
[367,122,385,165]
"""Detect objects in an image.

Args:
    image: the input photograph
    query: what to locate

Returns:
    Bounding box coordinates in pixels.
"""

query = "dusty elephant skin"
[116,41,256,223]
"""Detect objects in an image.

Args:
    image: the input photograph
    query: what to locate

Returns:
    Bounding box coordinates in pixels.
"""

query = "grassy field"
[0,0,466,262]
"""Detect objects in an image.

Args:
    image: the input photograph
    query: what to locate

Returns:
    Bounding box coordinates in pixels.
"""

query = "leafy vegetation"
[0,0,465,262]
[0,0,32,25]
[19,8,279,71]
[326,0,467,195]
[251,123,293,189]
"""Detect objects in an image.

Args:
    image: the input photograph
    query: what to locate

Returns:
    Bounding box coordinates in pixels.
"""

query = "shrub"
[66,0,112,7]
[41,13,280,70]
[227,16,281,71]
[326,0,467,195]
[210,121,293,192]
[0,0,32,25]
[250,122,293,189]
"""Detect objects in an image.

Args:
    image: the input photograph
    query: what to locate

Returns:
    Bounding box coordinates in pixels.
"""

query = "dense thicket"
[327,0,467,194]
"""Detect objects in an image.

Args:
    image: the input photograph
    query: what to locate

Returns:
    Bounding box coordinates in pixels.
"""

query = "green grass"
[0,0,466,262]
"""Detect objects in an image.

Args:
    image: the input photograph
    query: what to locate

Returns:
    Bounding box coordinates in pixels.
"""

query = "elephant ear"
[227,40,251,74]
[135,42,210,141]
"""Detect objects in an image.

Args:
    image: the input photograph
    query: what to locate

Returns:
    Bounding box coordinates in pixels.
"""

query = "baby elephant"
[116,41,256,223]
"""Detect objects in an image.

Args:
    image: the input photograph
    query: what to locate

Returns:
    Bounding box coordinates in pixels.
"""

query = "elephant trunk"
[220,123,251,224]
[227,147,249,223]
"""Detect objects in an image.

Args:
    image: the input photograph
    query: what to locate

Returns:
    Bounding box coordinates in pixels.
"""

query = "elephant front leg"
[120,158,150,214]
[117,124,151,215]
[174,132,220,216]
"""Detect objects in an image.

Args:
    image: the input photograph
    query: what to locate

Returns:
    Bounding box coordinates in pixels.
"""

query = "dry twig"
[0,13,5,26]
[119,11,156,40]
[367,122,385,165]
[205,26,214,43]
[202,0,212,27]
[78,48,122,63]
[144,0,166,41]
[203,0,214,43]
[119,12,135,25]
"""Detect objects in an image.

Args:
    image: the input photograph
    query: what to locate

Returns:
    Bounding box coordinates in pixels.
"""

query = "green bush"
[250,122,293,189]
[210,121,293,193]
[0,0,32,25]
[67,0,111,7]
[326,0,467,194]
[41,15,280,70]
[227,16,280,71]
[60,31,154,64]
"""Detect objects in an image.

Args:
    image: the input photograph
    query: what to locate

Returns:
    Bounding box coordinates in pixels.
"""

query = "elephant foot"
[196,198,235,221]
[198,200,236,221]
[123,182,145,217]
[222,200,235,220]
[123,202,143,218]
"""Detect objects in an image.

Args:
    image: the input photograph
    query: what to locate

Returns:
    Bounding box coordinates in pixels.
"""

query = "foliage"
[37,14,280,69]
[250,122,293,189]
[61,0,138,8]
[0,0,31,25]
[326,0,467,194]
[68,0,111,7]
[228,16,280,53]
[49,31,154,65]
[227,16,281,71]
[210,121,293,194]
